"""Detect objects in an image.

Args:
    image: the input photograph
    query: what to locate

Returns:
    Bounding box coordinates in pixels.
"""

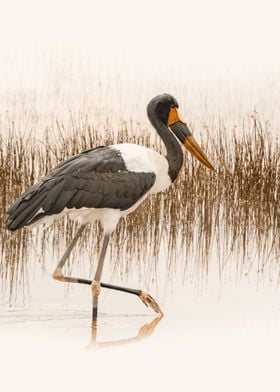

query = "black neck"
[153,118,184,182]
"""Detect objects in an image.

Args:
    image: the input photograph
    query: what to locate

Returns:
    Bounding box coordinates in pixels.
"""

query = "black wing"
[6,146,156,231]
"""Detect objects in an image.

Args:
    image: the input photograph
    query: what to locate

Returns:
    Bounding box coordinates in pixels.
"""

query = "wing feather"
[6,146,156,231]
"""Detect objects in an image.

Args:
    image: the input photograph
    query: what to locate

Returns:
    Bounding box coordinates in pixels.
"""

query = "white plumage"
[112,144,172,193]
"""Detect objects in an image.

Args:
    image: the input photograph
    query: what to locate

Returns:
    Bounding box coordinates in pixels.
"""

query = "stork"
[6,93,215,320]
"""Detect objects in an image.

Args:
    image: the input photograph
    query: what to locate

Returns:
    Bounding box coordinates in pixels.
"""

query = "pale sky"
[0,0,279,65]
[0,0,279,129]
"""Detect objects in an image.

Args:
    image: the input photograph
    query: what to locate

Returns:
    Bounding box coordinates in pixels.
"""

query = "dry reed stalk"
[0,111,279,299]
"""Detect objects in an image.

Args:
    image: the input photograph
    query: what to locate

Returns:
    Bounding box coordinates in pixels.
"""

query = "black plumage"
[6,146,156,231]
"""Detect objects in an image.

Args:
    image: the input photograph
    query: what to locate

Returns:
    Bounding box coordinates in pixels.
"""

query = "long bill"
[168,108,215,171]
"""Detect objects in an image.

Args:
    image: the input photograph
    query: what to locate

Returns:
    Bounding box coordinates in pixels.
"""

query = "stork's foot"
[139,291,164,316]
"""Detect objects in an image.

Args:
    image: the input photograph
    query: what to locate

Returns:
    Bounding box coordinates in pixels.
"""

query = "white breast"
[112,143,172,194]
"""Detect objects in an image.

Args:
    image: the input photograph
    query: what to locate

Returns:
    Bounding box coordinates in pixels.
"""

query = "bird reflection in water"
[87,315,163,350]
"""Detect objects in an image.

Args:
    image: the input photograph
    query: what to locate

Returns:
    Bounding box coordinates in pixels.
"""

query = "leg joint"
[91,280,101,297]
[52,268,64,281]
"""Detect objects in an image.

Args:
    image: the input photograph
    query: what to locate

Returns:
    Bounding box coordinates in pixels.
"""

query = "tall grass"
[0,110,279,299]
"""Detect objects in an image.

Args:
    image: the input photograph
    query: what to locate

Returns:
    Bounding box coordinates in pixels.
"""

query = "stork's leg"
[62,279,163,316]
[52,224,87,280]
[91,234,110,321]
[97,283,163,316]
[52,225,163,316]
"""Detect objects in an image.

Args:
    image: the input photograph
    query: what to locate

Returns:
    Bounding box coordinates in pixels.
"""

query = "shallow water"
[1,269,280,391]
[1,126,279,392]
[0,48,280,392]
[1,136,279,391]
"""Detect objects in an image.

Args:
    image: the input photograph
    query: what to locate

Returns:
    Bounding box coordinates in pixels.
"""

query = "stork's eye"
[170,104,175,108]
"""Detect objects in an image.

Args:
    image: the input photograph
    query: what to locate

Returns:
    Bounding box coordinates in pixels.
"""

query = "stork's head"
[147,94,215,171]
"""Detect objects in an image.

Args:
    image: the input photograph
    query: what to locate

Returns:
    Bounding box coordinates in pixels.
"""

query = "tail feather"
[6,189,47,231]
[6,177,76,231]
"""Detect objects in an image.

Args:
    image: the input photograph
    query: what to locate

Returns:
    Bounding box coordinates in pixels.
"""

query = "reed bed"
[0,110,279,299]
